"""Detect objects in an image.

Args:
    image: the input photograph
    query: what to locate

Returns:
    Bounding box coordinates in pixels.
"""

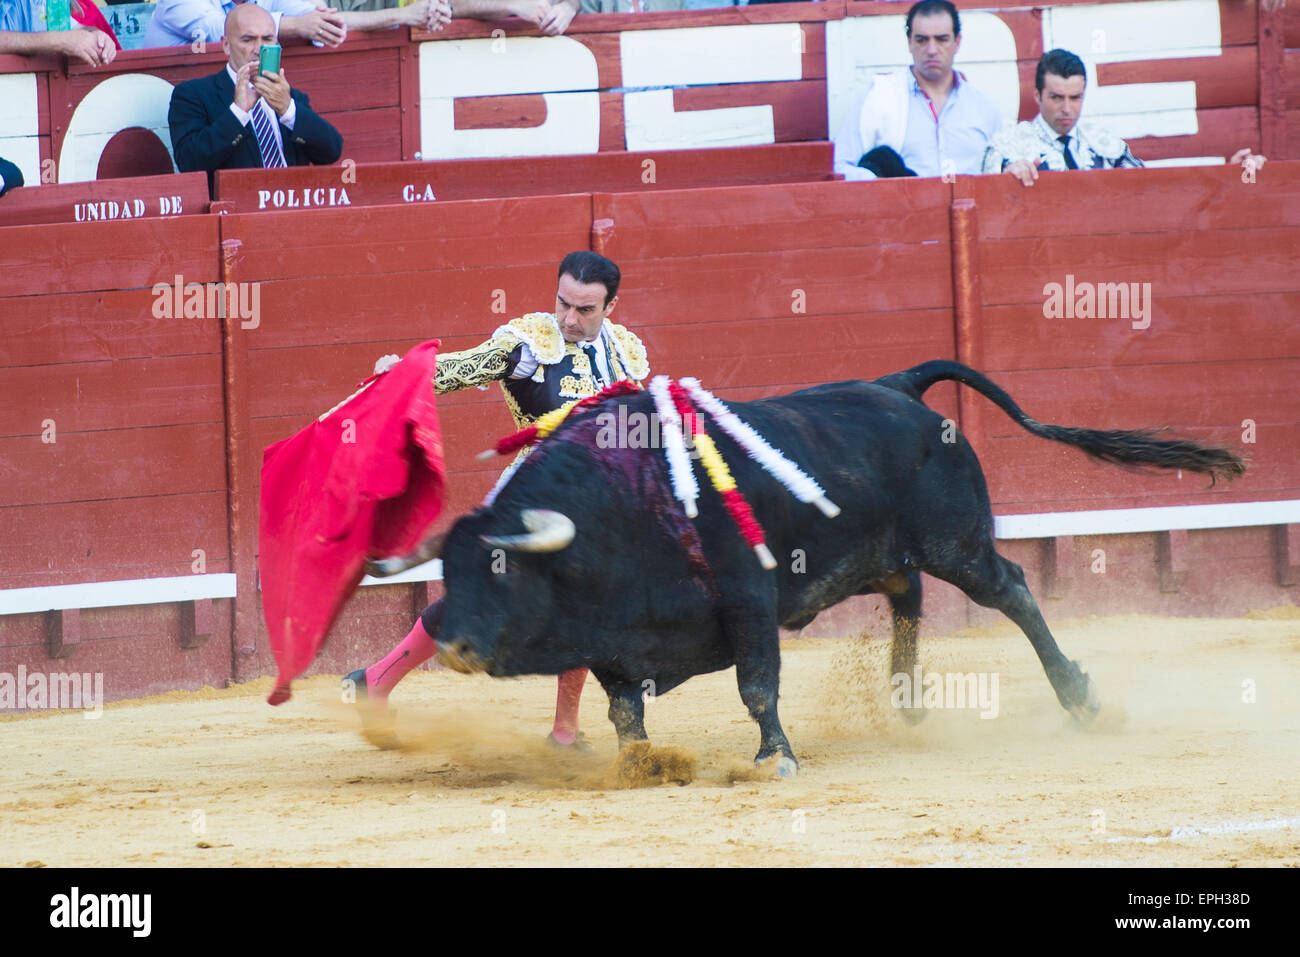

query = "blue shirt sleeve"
[0,0,41,33]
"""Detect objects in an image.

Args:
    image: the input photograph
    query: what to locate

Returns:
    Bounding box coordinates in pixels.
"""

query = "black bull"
[373,361,1244,772]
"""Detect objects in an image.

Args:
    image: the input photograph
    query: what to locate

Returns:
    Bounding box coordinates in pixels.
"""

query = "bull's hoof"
[1068,672,1102,725]
[897,705,927,726]
[755,753,800,779]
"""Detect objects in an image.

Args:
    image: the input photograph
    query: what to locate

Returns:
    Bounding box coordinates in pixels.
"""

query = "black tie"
[1058,134,1079,170]
[582,344,603,388]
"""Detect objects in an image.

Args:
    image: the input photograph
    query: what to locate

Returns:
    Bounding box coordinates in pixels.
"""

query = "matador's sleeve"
[432,333,522,395]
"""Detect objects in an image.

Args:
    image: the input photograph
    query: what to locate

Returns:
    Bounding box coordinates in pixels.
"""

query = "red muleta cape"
[259,341,445,705]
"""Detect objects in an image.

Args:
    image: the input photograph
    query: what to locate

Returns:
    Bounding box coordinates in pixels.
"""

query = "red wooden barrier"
[0,214,232,698]
[2,163,1297,702]
[213,143,837,211]
[0,171,208,228]
[217,193,594,680]
[1,0,1289,188]
[954,163,1300,515]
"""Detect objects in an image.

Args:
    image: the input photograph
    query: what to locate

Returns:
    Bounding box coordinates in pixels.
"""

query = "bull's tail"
[875,360,1246,484]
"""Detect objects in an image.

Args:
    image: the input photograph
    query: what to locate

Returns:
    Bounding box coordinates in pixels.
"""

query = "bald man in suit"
[168,3,342,192]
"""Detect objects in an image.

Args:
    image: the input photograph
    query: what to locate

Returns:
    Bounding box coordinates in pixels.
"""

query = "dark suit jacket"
[0,156,23,198]
[169,67,343,193]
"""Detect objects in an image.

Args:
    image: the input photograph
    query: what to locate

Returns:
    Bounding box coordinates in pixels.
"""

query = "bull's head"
[369,395,716,681]
[434,506,584,676]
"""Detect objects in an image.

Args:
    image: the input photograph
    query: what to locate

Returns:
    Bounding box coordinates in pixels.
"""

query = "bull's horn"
[364,530,448,577]
[480,509,575,553]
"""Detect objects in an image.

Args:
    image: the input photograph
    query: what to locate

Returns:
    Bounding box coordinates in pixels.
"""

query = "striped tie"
[250,100,287,169]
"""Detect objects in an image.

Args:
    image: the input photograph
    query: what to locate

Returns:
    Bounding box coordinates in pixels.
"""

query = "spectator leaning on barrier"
[328,0,585,35]
[452,0,580,35]
[0,156,23,198]
[832,0,1000,181]
[168,4,343,193]
[984,48,1267,187]
[579,0,683,13]
[0,0,119,66]
[143,0,451,48]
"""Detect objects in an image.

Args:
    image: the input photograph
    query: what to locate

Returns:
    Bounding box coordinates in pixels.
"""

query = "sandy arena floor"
[3,612,1298,867]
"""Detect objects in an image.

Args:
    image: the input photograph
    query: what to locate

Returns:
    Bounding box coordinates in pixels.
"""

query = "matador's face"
[1036,73,1086,137]
[554,272,618,343]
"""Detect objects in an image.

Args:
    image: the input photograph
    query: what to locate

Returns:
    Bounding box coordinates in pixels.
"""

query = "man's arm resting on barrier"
[337,0,452,33]
[452,0,579,36]
[0,27,115,65]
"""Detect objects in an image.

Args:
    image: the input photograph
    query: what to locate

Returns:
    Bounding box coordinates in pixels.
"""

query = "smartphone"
[258,44,281,78]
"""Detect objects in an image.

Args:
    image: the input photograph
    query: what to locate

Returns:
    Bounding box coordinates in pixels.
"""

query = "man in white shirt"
[833,0,1001,181]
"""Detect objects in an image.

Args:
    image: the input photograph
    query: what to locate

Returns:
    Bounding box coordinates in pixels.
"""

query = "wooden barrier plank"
[981,434,1300,512]
[614,244,953,324]
[1127,106,1261,161]
[643,309,956,384]
[325,106,403,165]
[1097,45,1259,111]
[979,361,1300,436]
[220,194,592,281]
[1287,51,1300,111]
[979,227,1299,306]
[0,493,231,590]
[0,355,223,436]
[0,610,234,700]
[454,87,835,152]
[0,217,220,298]
[231,270,556,350]
[673,80,830,142]
[596,179,950,260]
[981,292,1300,370]
[271,46,402,114]
[0,172,208,228]
[0,290,218,368]
[216,143,836,210]
[963,163,1300,240]
[2,422,228,508]
[1283,0,1300,48]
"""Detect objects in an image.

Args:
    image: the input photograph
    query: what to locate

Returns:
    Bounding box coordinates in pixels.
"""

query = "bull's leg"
[886,570,925,725]
[728,616,798,776]
[603,680,649,748]
[943,551,1099,721]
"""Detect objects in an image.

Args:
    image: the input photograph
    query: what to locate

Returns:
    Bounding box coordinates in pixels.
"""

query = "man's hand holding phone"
[253,67,293,117]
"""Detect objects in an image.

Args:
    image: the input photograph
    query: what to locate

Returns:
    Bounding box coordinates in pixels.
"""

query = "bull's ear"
[480,509,575,553]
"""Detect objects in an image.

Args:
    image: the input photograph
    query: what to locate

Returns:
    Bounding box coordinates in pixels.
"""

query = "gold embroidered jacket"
[434,312,650,430]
